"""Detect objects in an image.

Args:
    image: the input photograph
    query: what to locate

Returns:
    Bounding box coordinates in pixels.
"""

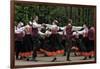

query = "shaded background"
[15,3,95,26]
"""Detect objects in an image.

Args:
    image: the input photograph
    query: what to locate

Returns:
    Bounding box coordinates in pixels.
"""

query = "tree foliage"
[15,4,95,26]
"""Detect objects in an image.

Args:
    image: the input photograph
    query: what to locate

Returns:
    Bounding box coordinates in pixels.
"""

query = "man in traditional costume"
[65,23,73,61]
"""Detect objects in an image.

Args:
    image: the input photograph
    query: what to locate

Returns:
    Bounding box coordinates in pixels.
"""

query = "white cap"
[17,22,24,28]
[29,21,32,25]
[19,22,24,26]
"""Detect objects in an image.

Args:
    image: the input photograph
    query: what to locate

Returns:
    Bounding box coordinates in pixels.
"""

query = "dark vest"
[65,26,73,39]
[15,32,23,41]
[31,28,38,37]
[88,29,94,40]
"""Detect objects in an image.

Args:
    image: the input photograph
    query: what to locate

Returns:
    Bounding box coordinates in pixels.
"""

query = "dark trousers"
[65,39,72,60]
[32,47,38,59]
[62,39,66,55]
[32,36,41,59]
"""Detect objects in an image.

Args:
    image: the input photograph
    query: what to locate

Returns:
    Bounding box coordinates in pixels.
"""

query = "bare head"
[68,19,72,24]
[52,20,59,25]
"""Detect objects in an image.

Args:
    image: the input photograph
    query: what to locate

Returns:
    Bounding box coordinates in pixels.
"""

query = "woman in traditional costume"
[81,24,89,60]
[42,25,64,61]
[22,24,33,58]
[87,26,95,59]
[15,22,24,59]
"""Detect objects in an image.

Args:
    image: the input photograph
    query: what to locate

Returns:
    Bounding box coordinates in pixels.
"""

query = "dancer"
[65,23,73,61]
[15,22,24,59]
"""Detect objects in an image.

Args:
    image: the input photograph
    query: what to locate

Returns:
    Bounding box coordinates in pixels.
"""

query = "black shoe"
[51,57,57,62]
[74,53,77,56]
[63,54,66,56]
[44,54,48,57]
[63,53,66,56]
[16,58,19,60]
[89,56,92,59]
[26,58,30,61]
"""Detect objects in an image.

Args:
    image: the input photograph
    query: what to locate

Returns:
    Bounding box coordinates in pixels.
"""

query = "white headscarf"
[17,22,24,28]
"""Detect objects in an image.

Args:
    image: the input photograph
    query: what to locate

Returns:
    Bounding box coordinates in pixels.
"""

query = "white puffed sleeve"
[63,27,66,35]
[33,21,41,28]
[45,30,52,35]
[58,31,63,35]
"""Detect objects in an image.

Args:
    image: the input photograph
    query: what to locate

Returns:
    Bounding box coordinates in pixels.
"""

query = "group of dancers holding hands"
[15,16,95,61]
